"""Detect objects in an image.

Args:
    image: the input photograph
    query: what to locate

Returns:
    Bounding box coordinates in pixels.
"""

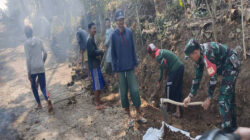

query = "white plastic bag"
[143,121,201,140]
[143,122,165,140]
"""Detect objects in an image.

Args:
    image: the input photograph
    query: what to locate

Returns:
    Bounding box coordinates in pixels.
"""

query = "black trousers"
[165,65,184,102]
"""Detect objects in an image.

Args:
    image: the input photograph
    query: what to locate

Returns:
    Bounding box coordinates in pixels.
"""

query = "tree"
[205,0,217,42]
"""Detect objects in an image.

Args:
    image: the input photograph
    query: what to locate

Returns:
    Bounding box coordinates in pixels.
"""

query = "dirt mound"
[163,127,190,140]
[134,1,250,137]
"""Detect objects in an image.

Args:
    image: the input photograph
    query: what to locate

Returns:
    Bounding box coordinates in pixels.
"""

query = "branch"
[135,0,144,48]
[205,0,217,42]
[241,0,247,59]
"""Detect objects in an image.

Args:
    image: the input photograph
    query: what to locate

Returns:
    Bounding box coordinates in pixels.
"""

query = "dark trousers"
[165,65,184,102]
[31,73,49,104]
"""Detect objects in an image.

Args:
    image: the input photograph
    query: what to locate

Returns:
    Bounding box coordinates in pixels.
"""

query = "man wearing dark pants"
[147,43,184,118]
[111,9,147,128]
[183,39,241,133]
[87,22,105,110]
[24,26,53,113]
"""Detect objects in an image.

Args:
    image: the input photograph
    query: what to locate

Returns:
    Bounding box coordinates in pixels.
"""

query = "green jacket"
[156,49,183,82]
[190,42,229,98]
[87,36,104,70]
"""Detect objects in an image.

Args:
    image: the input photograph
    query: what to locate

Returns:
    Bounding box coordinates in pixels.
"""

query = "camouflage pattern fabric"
[189,42,240,132]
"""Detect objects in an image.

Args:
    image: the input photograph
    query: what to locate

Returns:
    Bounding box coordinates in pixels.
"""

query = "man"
[147,43,184,118]
[76,23,88,71]
[24,26,53,113]
[111,9,147,127]
[183,39,241,133]
[103,18,114,75]
[87,22,105,110]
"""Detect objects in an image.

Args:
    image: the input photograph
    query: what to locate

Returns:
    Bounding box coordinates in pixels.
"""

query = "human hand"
[202,98,211,110]
[183,96,191,107]
[115,73,118,79]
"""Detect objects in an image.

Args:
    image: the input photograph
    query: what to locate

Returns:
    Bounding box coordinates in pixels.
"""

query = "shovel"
[160,98,203,121]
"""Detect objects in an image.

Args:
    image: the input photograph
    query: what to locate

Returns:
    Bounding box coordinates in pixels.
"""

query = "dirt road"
[0,33,146,140]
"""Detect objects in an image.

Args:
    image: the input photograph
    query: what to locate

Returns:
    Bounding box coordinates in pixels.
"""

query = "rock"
[236,28,241,33]
[228,32,235,39]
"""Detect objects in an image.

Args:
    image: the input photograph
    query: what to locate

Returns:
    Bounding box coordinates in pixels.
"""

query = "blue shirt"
[76,28,88,51]
[111,27,138,72]
[104,27,114,63]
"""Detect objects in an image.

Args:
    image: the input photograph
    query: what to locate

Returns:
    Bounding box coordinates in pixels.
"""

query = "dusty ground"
[136,2,250,138]
[1,1,250,140]
[0,12,192,140]
[0,33,194,140]
[0,29,140,140]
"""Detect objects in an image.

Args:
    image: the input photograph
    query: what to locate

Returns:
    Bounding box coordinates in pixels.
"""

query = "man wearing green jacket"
[183,39,241,133]
[147,43,184,118]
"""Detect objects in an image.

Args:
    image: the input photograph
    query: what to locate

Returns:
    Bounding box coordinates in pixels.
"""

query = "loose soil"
[1,1,250,140]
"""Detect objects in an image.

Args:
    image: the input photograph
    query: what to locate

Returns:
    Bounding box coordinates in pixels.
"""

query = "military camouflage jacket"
[190,42,229,98]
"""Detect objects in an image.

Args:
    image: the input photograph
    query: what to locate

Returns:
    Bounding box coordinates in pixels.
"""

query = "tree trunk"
[241,0,247,59]
[135,0,143,47]
[205,0,217,42]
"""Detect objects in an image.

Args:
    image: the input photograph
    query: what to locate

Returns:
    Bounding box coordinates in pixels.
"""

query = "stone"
[228,32,235,39]
[236,28,241,33]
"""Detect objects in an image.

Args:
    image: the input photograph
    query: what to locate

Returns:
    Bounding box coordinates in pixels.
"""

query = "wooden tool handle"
[160,98,203,106]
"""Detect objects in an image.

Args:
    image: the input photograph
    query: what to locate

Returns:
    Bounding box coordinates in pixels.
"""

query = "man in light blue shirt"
[103,18,114,75]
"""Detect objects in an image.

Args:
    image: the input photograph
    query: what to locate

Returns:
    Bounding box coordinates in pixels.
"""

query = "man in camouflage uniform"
[183,39,241,133]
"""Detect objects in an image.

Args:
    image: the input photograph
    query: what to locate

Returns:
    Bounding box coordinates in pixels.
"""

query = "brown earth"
[1,1,250,140]
[134,1,250,138]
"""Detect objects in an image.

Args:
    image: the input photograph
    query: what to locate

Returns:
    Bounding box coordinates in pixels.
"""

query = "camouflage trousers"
[218,58,239,133]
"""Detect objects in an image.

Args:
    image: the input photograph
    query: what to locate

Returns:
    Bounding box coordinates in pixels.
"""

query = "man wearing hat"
[147,43,184,118]
[183,39,241,133]
[111,9,147,127]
